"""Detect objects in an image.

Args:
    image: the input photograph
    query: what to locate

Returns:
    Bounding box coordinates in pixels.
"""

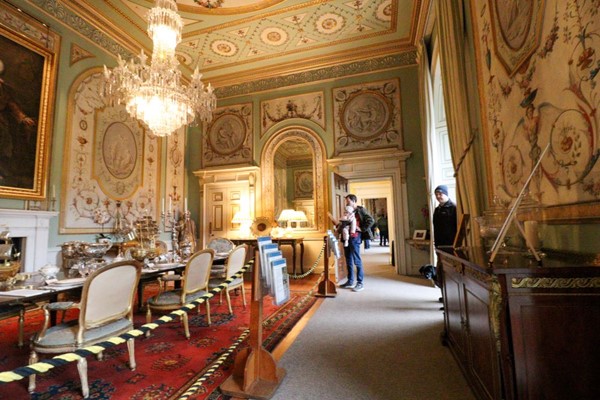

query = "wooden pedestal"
[220,248,285,399]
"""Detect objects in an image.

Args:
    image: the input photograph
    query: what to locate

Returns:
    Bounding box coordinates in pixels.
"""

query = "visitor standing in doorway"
[328,194,374,292]
[377,215,389,246]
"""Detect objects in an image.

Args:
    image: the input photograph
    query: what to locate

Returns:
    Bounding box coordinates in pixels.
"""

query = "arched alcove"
[261,126,327,233]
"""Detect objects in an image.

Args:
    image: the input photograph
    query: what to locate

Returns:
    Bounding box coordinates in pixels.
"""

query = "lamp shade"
[277,209,296,222]
[291,210,308,222]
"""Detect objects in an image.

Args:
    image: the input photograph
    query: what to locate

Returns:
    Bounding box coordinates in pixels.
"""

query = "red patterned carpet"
[0,278,318,400]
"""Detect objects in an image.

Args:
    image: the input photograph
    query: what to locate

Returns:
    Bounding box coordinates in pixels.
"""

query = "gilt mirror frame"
[261,126,327,233]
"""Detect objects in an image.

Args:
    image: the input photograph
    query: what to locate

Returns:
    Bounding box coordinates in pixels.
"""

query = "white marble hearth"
[0,208,58,273]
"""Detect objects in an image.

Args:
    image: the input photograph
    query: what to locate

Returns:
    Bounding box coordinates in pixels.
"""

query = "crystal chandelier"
[103,0,217,137]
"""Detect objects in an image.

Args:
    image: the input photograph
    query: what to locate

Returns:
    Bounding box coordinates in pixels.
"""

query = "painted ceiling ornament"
[211,39,238,56]
[260,27,288,46]
[193,0,224,8]
[316,13,345,35]
[376,0,393,22]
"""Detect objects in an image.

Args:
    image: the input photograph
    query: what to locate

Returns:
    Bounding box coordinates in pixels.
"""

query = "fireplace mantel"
[0,208,58,273]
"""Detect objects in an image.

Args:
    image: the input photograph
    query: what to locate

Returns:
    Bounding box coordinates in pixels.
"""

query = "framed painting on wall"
[202,103,252,168]
[0,8,59,199]
[294,169,313,199]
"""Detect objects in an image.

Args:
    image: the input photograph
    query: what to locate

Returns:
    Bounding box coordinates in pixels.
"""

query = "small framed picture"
[413,230,428,240]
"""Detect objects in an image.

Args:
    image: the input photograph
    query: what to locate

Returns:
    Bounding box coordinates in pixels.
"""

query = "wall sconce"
[231,211,252,238]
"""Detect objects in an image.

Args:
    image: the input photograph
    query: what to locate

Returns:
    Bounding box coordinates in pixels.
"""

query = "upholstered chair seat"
[146,249,214,339]
[31,318,132,350]
[28,261,142,399]
[147,288,209,307]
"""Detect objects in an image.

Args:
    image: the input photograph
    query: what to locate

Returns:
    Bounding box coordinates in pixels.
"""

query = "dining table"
[0,254,231,343]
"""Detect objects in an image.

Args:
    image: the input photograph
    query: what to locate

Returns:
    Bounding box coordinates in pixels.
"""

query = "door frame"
[194,166,260,248]
[328,148,412,275]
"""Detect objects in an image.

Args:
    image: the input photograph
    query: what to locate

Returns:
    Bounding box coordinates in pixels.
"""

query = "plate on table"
[153,263,181,270]
[216,252,230,258]
[53,277,86,286]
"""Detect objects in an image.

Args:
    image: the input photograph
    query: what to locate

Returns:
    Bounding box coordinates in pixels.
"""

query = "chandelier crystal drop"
[103,0,217,137]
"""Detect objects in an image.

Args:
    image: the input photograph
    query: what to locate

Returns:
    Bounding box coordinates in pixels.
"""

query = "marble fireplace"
[0,209,58,273]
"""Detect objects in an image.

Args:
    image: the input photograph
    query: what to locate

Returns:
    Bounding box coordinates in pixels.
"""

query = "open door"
[330,172,349,220]
[329,172,349,284]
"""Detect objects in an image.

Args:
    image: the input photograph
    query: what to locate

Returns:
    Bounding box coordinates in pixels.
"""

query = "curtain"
[435,0,482,247]
[416,40,436,265]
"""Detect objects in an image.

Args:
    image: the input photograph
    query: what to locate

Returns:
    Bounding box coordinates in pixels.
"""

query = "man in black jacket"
[433,185,457,248]
[432,185,457,306]
[329,194,374,292]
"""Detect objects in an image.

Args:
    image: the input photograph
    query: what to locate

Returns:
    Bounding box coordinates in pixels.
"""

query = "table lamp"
[291,210,308,228]
[277,209,296,236]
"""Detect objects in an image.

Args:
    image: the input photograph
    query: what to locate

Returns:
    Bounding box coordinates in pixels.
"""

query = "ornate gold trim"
[511,277,600,289]
[488,277,503,353]
[0,6,59,200]
[261,126,327,233]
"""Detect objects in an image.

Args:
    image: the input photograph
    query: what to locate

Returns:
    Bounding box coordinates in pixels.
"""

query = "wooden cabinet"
[440,255,502,400]
[438,248,600,400]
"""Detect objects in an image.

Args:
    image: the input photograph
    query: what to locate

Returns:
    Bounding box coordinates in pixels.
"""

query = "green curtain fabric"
[435,0,482,247]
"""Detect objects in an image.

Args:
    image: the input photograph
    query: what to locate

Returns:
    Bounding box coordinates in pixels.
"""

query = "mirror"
[261,127,326,233]
[273,138,315,228]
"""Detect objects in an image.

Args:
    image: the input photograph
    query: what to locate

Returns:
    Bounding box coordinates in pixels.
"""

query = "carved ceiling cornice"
[216,50,417,98]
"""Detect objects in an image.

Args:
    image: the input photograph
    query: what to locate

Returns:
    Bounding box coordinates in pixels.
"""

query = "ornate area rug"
[0,284,317,400]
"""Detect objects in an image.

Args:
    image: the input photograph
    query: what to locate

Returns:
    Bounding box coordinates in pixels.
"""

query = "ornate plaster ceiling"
[69,0,427,87]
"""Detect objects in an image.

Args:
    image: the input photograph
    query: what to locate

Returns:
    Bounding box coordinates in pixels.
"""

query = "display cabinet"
[437,248,600,400]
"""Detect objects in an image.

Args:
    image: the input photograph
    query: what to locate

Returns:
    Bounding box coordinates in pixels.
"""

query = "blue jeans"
[344,235,363,284]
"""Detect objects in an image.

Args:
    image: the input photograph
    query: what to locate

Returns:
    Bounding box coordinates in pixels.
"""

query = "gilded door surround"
[328,148,412,274]
[261,126,327,233]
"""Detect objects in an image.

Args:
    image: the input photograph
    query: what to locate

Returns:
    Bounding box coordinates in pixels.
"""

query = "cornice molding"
[216,50,417,98]
[30,0,135,58]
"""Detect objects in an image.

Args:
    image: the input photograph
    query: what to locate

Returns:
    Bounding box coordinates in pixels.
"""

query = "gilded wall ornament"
[203,103,253,167]
[333,79,402,155]
[260,92,324,136]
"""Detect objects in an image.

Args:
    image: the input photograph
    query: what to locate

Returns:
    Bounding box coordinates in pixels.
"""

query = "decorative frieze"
[511,277,600,289]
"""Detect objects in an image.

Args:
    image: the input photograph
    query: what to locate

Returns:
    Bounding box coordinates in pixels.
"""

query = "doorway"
[348,180,393,261]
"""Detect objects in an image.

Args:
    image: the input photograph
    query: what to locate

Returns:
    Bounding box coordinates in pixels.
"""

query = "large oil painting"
[471,0,600,220]
[0,6,59,199]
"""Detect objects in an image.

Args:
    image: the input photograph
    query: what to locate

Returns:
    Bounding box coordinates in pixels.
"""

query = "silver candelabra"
[162,209,180,260]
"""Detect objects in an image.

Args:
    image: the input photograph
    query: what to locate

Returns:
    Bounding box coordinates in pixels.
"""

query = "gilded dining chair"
[28,260,142,398]
[206,237,235,278]
[146,248,214,338]
[208,244,247,315]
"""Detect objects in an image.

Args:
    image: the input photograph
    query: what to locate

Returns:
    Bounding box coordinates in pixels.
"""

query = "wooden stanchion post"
[316,235,336,298]
[220,248,285,399]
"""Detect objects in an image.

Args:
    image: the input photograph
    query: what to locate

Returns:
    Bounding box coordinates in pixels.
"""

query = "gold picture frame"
[0,6,59,199]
